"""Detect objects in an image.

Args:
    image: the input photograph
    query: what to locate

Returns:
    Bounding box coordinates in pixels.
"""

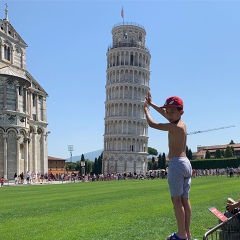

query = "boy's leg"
[182,197,191,238]
[170,196,188,239]
[167,157,191,239]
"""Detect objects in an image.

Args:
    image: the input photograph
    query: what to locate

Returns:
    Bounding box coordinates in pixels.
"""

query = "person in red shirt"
[1,177,4,187]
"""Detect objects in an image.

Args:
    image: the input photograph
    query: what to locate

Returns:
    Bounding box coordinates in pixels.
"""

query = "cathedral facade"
[0,7,48,180]
[102,22,151,175]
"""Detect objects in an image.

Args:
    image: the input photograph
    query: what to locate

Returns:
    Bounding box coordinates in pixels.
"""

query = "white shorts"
[168,157,192,198]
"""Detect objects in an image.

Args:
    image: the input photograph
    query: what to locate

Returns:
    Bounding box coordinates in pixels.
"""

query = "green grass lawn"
[0,176,239,240]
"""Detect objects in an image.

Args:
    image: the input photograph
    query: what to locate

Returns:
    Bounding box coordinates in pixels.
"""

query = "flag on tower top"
[121,7,124,18]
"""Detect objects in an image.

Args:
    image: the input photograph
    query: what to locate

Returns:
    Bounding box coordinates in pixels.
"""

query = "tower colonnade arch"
[106,62,150,86]
[106,84,149,101]
[107,49,150,70]
[104,119,148,136]
[105,102,146,119]
[104,136,148,153]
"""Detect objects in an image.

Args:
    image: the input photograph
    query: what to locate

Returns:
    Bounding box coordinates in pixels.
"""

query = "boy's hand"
[145,91,152,105]
[144,101,149,113]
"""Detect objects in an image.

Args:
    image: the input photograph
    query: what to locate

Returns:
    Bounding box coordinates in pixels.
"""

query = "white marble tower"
[102,22,151,175]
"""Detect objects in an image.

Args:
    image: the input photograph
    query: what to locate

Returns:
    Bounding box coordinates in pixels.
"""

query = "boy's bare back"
[168,120,187,159]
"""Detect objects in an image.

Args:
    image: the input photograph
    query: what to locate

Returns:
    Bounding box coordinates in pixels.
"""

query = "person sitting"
[226,197,240,213]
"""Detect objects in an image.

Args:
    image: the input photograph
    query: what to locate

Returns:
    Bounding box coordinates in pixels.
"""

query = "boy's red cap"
[160,96,184,109]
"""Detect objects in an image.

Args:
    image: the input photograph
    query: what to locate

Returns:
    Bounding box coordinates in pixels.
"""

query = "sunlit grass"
[0,176,239,239]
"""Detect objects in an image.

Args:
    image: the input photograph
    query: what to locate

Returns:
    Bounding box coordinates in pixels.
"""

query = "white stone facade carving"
[0,9,48,180]
[103,23,150,175]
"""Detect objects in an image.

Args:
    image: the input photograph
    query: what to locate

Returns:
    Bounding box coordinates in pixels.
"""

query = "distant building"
[48,156,66,176]
[192,144,240,159]
[0,6,48,179]
[102,22,151,175]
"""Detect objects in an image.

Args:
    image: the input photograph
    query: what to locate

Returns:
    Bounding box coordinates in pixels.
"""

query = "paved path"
[1,180,79,187]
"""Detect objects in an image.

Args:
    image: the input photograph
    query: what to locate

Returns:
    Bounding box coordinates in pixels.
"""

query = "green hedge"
[190,157,240,169]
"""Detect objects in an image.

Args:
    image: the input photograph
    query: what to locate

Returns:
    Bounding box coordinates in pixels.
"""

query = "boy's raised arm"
[145,91,167,119]
[144,101,178,132]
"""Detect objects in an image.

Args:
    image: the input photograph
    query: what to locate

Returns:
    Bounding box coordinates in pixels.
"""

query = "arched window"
[116,55,119,66]
[4,44,11,61]
[130,54,134,66]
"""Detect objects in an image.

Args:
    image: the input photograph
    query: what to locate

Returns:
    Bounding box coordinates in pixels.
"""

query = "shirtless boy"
[144,92,192,240]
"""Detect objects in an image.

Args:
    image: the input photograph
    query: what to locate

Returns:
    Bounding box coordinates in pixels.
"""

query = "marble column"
[28,91,32,117]
[3,82,7,110]
[36,94,39,121]
[42,134,47,174]
[3,132,8,179]
[15,84,19,111]
[16,135,20,175]
[24,87,28,114]
[42,96,47,122]
[32,132,37,174]
[114,160,117,174]
[24,138,28,173]
[107,160,109,173]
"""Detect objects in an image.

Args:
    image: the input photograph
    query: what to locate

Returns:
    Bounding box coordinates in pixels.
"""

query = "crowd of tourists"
[192,166,240,178]
[1,165,240,187]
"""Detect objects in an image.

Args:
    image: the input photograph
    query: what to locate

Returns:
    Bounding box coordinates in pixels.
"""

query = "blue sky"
[5,0,240,159]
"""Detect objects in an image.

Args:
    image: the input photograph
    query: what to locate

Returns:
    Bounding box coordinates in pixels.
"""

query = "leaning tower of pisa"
[102,22,151,175]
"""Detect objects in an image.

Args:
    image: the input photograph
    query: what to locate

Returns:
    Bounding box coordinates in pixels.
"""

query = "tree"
[205,150,211,159]
[188,149,192,160]
[221,149,225,157]
[81,154,85,162]
[225,146,234,158]
[148,161,153,170]
[231,146,235,156]
[161,153,166,169]
[75,160,82,171]
[66,162,76,171]
[85,160,93,174]
[229,140,235,144]
[215,149,221,158]
[152,161,158,170]
[158,154,162,169]
[97,154,102,174]
[91,155,102,175]
[148,147,158,156]
[186,145,192,160]
[151,156,155,163]
[92,158,98,174]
